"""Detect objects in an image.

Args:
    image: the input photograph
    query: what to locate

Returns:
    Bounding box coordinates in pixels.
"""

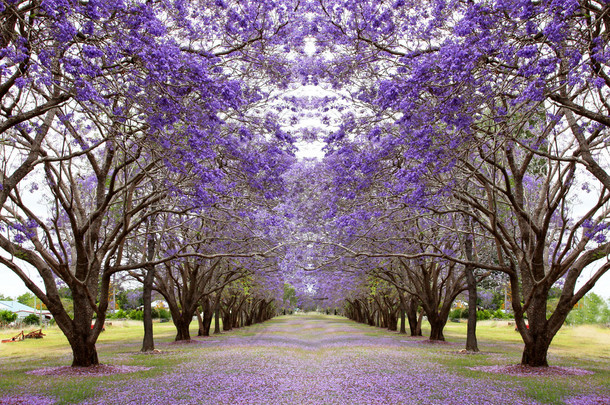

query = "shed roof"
[0,300,51,315]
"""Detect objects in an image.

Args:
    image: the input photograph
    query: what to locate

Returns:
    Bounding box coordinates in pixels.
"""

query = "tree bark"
[141,228,156,352]
[429,318,446,341]
[196,309,205,336]
[387,310,398,331]
[521,335,551,367]
[519,288,552,366]
[222,309,232,331]
[141,265,156,351]
[68,284,101,366]
[201,298,213,336]
[68,333,99,367]
[174,317,191,341]
[416,309,423,336]
[214,308,221,334]
[463,215,480,352]
[465,266,479,352]
[406,297,421,336]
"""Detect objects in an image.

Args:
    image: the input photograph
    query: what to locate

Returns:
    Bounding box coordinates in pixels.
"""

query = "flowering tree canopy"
[1,0,609,368]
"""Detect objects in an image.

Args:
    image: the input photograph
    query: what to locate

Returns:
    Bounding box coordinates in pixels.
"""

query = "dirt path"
[78,315,546,404]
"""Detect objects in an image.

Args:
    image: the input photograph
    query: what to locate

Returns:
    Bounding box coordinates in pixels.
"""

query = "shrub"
[476,309,492,320]
[107,309,127,319]
[128,309,143,321]
[450,308,473,320]
[158,308,171,320]
[492,309,511,319]
[0,310,17,324]
[23,314,40,325]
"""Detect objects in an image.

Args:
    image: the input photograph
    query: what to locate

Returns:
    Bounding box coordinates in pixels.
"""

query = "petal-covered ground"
[79,317,580,404]
[2,315,608,404]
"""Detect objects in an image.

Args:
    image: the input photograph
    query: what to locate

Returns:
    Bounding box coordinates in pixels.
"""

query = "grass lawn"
[0,316,608,404]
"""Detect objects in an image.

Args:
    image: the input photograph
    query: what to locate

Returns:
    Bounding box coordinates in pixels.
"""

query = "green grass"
[410,319,610,404]
[0,320,211,404]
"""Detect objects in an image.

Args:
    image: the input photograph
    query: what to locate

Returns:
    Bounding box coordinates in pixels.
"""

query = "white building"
[0,301,53,320]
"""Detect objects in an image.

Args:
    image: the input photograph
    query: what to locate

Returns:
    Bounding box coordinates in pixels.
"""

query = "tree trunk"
[416,308,423,336]
[387,310,398,331]
[521,330,552,367]
[427,311,447,341]
[202,306,213,337]
[197,298,213,337]
[464,226,479,352]
[141,229,156,352]
[406,297,421,336]
[519,290,552,367]
[214,307,221,334]
[196,310,205,336]
[398,295,407,334]
[222,311,232,331]
[465,264,479,351]
[68,285,100,366]
[141,265,155,352]
[429,320,446,341]
[68,334,99,367]
[173,317,191,341]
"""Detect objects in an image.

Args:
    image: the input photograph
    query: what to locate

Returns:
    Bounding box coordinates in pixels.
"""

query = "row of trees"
[303,0,610,367]
[0,0,301,366]
[2,0,609,371]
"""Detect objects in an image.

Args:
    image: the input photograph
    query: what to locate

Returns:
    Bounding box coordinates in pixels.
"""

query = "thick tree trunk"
[141,265,155,352]
[519,290,552,367]
[406,297,422,336]
[68,334,99,367]
[141,229,156,352]
[198,298,213,336]
[173,317,191,341]
[202,309,213,336]
[416,308,423,336]
[387,310,398,331]
[398,295,407,334]
[428,313,447,341]
[68,285,100,366]
[465,266,479,352]
[521,336,551,367]
[464,226,479,352]
[429,321,446,341]
[255,301,267,324]
[245,308,253,326]
[196,310,205,336]
[214,308,221,334]
[222,311,232,331]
